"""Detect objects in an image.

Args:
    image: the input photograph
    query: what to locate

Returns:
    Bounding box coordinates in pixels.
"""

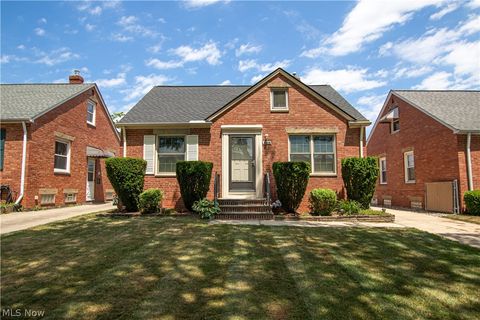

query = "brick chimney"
[69,69,84,84]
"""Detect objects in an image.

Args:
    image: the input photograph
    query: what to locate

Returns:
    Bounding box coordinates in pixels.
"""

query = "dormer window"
[87,100,96,126]
[391,118,400,133]
[270,89,288,111]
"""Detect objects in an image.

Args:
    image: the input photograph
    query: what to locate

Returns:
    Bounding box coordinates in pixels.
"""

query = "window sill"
[380,182,387,185]
[87,122,96,127]
[270,109,289,113]
[405,180,416,184]
[391,130,400,135]
[54,170,70,176]
[155,173,177,177]
[310,173,337,177]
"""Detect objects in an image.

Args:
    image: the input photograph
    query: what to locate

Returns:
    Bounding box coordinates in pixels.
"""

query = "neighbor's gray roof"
[0,83,94,121]
[393,90,480,132]
[119,85,367,124]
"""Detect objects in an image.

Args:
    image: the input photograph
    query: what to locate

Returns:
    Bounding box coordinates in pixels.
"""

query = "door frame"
[86,157,95,201]
[221,125,263,199]
[229,134,256,192]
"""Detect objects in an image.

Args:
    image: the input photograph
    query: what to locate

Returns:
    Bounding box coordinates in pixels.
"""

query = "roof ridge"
[0,83,94,86]
[393,89,480,92]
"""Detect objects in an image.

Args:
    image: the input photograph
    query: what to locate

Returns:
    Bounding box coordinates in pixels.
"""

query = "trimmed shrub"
[192,198,220,219]
[273,161,310,212]
[105,157,146,212]
[341,157,379,209]
[138,188,164,214]
[176,161,213,211]
[309,188,337,216]
[337,200,361,215]
[464,190,480,215]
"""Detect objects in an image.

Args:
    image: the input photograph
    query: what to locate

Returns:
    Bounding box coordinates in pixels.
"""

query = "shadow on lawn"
[1,216,479,320]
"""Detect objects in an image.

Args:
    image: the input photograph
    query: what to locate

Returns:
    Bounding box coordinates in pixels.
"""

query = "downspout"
[466,132,473,191]
[15,121,27,205]
[122,127,127,157]
[359,127,364,158]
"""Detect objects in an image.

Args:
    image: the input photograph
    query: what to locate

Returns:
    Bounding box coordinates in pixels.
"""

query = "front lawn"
[443,214,480,225]
[1,215,479,319]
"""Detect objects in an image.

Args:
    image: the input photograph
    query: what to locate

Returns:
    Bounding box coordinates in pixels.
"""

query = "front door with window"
[229,135,256,192]
[86,158,95,201]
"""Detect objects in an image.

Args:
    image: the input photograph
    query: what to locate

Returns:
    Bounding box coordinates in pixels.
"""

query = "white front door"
[86,158,95,201]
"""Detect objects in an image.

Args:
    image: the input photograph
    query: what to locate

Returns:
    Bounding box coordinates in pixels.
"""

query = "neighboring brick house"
[118,68,370,213]
[0,72,120,209]
[367,90,480,213]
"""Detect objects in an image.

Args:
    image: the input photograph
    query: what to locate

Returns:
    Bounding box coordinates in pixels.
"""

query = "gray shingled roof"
[119,84,367,124]
[393,90,480,132]
[0,84,94,121]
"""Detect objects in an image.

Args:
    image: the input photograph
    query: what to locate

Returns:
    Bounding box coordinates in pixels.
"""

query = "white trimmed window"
[41,194,55,205]
[391,119,400,133]
[404,151,415,183]
[157,136,185,174]
[379,157,387,184]
[270,89,288,111]
[54,139,70,173]
[64,193,77,203]
[87,100,96,125]
[289,135,336,174]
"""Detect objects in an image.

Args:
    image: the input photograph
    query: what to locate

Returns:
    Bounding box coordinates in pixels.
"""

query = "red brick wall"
[124,74,363,212]
[1,87,120,209]
[367,94,460,210]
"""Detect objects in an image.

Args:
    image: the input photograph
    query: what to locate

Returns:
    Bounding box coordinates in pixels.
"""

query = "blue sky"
[1,0,479,127]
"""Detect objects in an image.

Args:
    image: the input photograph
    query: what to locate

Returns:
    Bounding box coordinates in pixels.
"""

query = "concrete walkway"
[374,207,480,249]
[1,202,114,235]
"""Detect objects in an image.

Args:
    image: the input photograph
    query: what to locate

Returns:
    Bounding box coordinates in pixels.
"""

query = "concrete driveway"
[1,202,114,235]
[375,207,480,249]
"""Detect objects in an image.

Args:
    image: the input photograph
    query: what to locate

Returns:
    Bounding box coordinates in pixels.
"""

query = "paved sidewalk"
[1,202,114,235]
[210,219,405,229]
[374,206,480,249]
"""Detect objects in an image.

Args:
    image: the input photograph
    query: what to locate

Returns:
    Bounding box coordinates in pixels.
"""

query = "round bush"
[273,161,310,212]
[341,157,379,209]
[138,188,164,214]
[309,188,337,216]
[176,161,213,211]
[337,200,361,215]
[105,157,146,212]
[464,190,480,215]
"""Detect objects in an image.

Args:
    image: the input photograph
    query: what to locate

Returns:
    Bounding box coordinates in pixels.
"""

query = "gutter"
[122,127,127,158]
[15,121,28,205]
[359,127,364,158]
[466,132,473,191]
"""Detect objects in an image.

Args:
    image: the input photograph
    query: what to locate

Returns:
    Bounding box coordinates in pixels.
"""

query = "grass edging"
[274,214,395,223]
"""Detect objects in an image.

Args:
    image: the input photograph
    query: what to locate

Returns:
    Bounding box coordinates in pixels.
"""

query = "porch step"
[217,198,273,220]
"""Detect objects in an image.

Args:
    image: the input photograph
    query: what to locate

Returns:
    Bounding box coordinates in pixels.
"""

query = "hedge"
[309,188,337,216]
[273,161,310,212]
[464,190,480,215]
[176,161,213,211]
[105,157,146,212]
[138,188,164,214]
[341,157,378,209]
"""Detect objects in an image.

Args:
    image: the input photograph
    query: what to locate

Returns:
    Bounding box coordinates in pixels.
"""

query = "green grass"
[443,214,480,225]
[359,209,387,215]
[1,215,479,320]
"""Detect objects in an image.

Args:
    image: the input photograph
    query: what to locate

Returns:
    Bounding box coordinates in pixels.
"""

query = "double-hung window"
[404,151,415,183]
[157,136,185,174]
[54,139,70,173]
[87,101,96,125]
[379,157,387,184]
[270,89,288,111]
[289,135,336,174]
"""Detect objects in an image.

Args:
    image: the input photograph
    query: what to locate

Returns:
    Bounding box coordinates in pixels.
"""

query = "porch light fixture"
[263,134,272,146]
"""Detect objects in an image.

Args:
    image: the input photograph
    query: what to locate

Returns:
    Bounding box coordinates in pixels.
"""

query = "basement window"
[64,193,77,203]
[41,194,55,205]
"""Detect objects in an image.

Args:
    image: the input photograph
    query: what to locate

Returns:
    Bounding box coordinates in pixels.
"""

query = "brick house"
[367,90,480,213]
[0,72,120,209]
[118,69,370,214]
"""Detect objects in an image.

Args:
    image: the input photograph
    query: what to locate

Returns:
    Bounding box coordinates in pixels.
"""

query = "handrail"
[264,172,271,205]
[213,172,220,204]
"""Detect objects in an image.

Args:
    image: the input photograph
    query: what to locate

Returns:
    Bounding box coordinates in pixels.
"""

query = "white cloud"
[17,44,26,50]
[85,23,95,31]
[89,6,102,15]
[34,28,45,36]
[442,40,480,76]
[35,47,80,66]
[235,43,262,57]
[0,55,23,64]
[302,0,441,57]
[172,41,221,65]
[122,74,169,101]
[393,66,433,79]
[238,59,290,73]
[146,58,184,69]
[467,0,480,9]
[116,15,158,38]
[219,80,232,85]
[118,15,138,26]
[38,17,47,24]
[414,71,452,89]
[430,2,460,20]
[102,1,121,9]
[251,74,264,83]
[111,33,133,42]
[95,73,127,88]
[158,18,166,23]
[356,94,387,124]
[301,67,386,93]
[183,0,229,9]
